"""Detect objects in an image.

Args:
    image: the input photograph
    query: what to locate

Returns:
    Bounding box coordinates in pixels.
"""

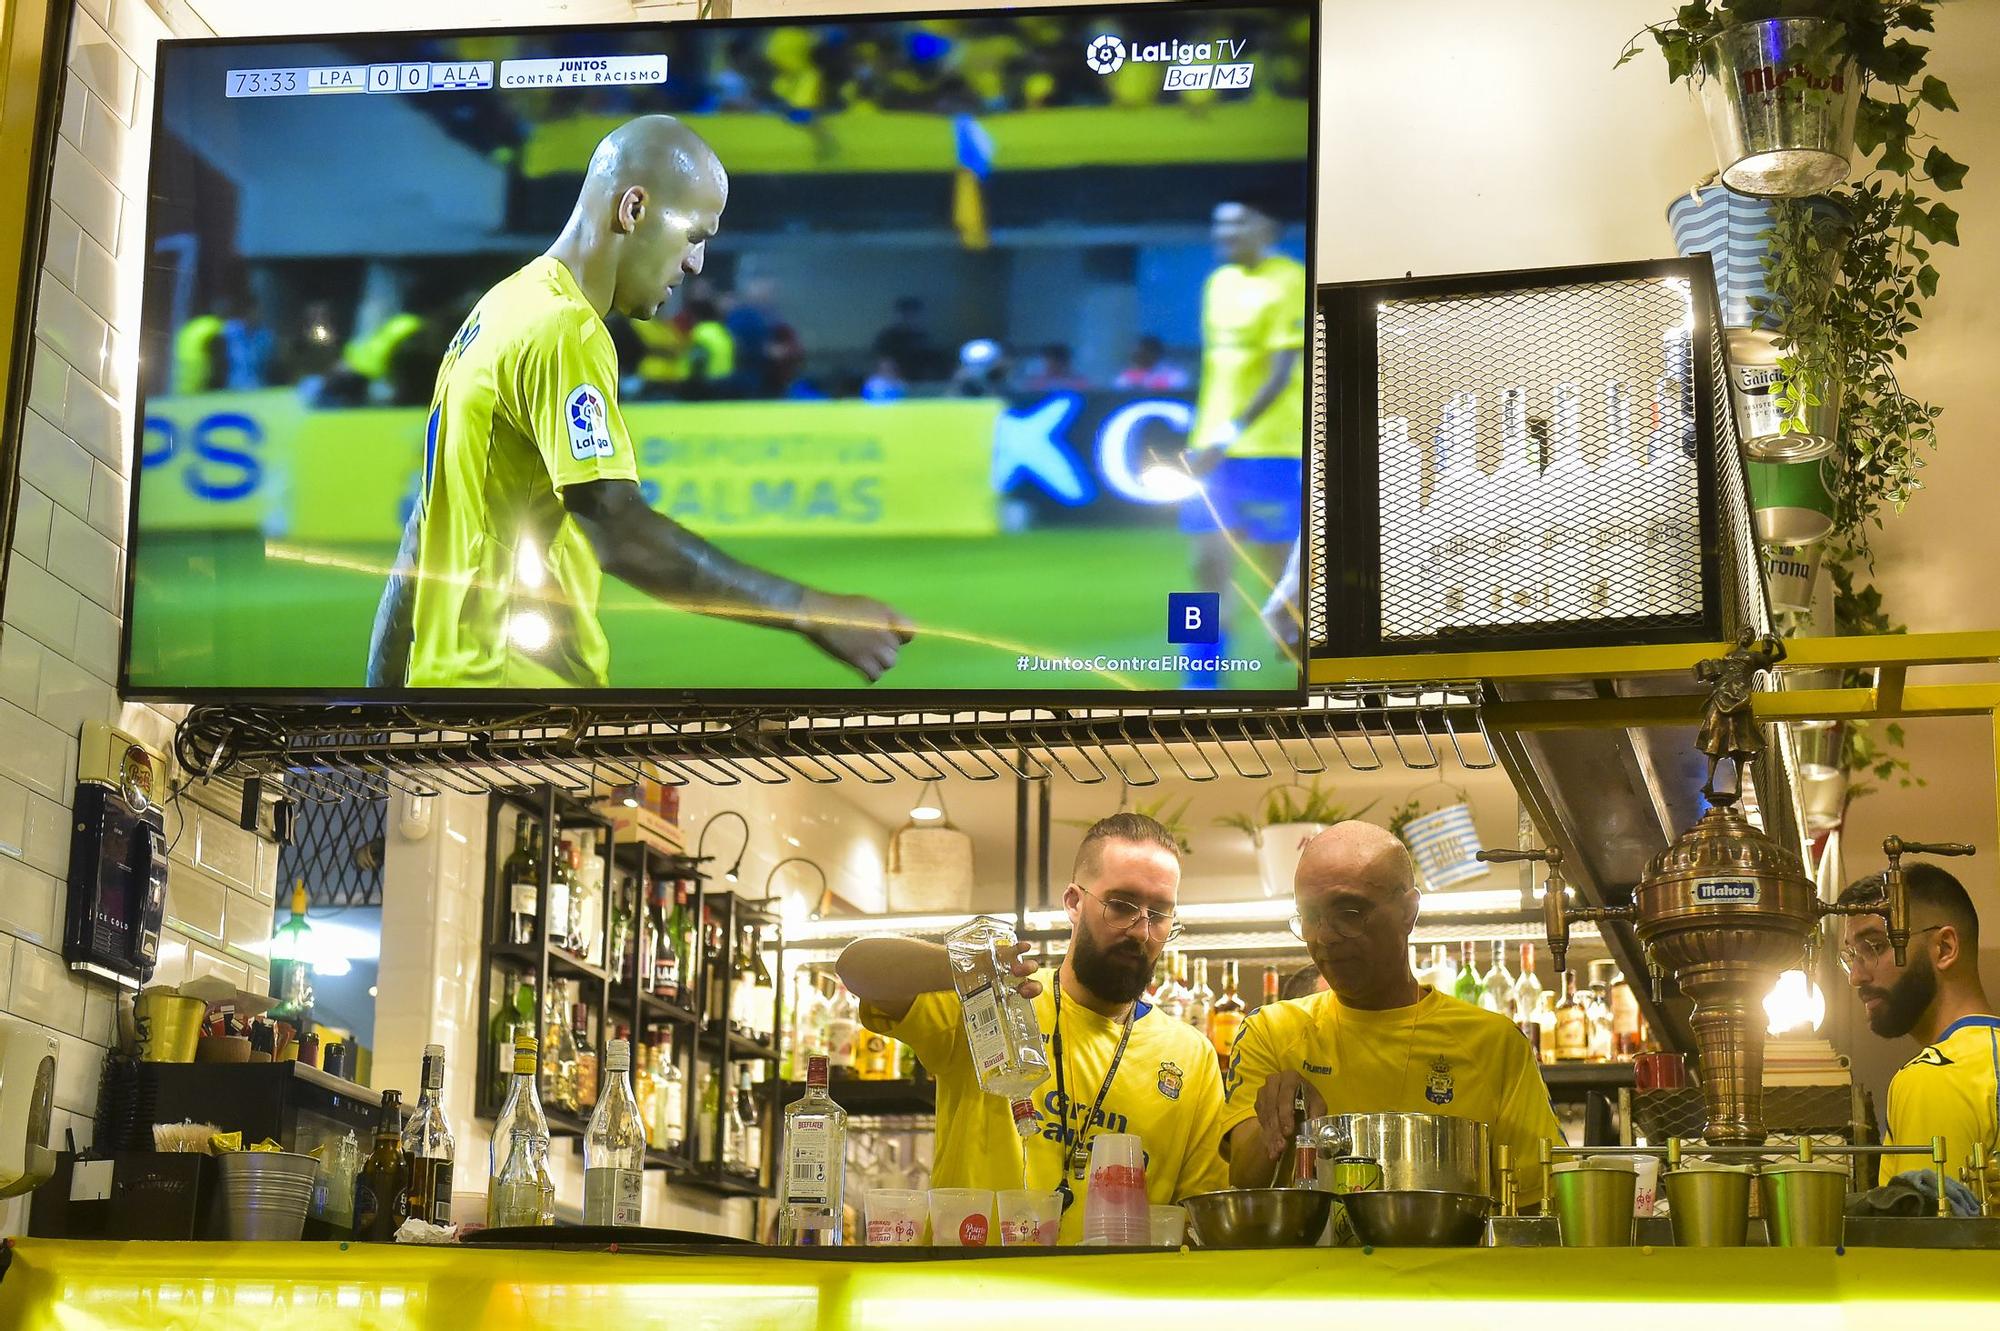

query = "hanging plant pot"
[1761,541,1825,614]
[1665,185,1846,369]
[1698,18,1860,198]
[1729,361,1840,462]
[1251,822,1326,899]
[1748,457,1836,546]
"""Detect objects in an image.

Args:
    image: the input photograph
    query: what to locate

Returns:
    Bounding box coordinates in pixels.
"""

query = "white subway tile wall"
[0,0,287,1241]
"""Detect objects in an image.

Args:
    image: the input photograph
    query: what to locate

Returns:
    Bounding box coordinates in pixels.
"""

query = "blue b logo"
[1167,592,1219,644]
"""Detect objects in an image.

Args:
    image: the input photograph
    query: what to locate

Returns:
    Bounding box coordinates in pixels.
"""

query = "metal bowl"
[1342,1189,1491,1247]
[1182,1188,1335,1249]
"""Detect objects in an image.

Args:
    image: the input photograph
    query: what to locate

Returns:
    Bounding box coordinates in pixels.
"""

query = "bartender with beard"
[839,813,1228,1243]
[1838,863,1998,1186]
[1221,822,1563,1205]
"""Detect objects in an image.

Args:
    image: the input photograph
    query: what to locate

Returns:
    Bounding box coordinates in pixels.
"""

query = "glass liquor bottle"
[653,1035,686,1152]
[942,916,1050,1100]
[353,1090,409,1241]
[1511,944,1545,1039]
[569,834,605,965]
[747,928,777,1044]
[491,1127,546,1230]
[491,1034,554,1224]
[1260,964,1280,1014]
[573,1003,599,1111]
[1610,969,1643,1058]
[488,979,535,1104]
[584,1039,647,1226]
[546,837,574,953]
[651,879,681,1001]
[827,980,859,1078]
[1480,940,1514,1015]
[505,814,540,946]
[1207,961,1246,1060]
[778,1056,847,1245]
[1184,958,1214,1031]
[1554,971,1590,1062]
[1452,943,1482,1005]
[402,1044,454,1225]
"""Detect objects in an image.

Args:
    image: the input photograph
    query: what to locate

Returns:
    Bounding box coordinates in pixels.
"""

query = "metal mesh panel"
[1710,318,1775,638]
[1631,1085,1857,1145]
[273,788,386,908]
[1372,276,1709,644]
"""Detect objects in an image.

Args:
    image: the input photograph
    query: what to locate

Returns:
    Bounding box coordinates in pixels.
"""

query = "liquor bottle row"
[1146,952,1266,1062]
[1408,940,1648,1063]
[346,1044,455,1241]
[489,1033,650,1228]
[782,966,916,1083]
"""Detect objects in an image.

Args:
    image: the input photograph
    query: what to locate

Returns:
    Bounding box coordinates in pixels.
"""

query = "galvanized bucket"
[1729,360,1839,463]
[218,1150,320,1241]
[1699,18,1860,198]
[1761,542,1823,613]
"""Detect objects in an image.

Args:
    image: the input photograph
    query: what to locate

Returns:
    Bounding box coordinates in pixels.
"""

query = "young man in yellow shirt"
[1839,864,1998,1187]
[1222,822,1563,1206]
[839,813,1229,1243]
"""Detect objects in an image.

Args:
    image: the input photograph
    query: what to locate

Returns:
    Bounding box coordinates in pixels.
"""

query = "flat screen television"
[124,2,1318,702]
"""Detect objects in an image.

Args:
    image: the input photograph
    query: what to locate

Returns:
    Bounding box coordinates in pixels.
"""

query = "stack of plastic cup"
[996,1189,1061,1246]
[864,1188,928,1246]
[1083,1133,1149,1246]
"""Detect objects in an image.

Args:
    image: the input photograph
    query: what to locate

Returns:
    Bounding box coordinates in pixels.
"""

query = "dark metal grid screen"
[1710,317,1774,640]
[273,786,386,907]
[1308,306,1328,650]
[1372,277,1708,644]
[1630,1085,1857,1145]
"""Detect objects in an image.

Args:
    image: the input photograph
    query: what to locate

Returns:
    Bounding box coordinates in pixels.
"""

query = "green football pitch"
[126,528,1298,695]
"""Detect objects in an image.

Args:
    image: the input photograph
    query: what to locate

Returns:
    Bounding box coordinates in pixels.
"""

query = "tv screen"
[126,3,1317,702]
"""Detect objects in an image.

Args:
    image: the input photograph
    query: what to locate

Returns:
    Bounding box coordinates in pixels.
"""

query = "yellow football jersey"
[1222,986,1564,1204]
[861,971,1230,1244]
[1879,1015,2000,1184]
[404,256,639,689]
[1192,253,1308,460]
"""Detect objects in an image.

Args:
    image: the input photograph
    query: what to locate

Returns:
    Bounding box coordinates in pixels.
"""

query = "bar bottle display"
[353,1090,409,1241]
[584,1039,647,1227]
[943,916,1050,1100]
[778,1055,847,1245]
[505,814,540,946]
[403,1044,454,1225]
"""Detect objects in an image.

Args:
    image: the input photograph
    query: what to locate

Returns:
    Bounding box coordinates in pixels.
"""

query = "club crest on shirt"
[566,383,615,460]
[1425,1055,1455,1106]
[1157,1061,1183,1101]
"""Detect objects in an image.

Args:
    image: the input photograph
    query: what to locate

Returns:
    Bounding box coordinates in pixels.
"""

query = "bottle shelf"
[684,1164,769,1199]
[701,1027,780,1063]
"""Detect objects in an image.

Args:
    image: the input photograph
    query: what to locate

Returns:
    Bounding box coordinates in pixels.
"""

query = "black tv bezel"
[119,0,1321,708]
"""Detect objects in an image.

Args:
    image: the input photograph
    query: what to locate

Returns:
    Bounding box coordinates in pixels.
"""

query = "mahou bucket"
[1403,800,1488,890]
[1699,18,1860,198]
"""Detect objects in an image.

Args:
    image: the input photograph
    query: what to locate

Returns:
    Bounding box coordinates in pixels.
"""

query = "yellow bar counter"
[4,1240,2000,1330]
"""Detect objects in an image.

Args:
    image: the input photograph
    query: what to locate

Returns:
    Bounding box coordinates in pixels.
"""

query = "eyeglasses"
[1288,890,1411,941]
[1076,885,1182,940]
[1838,925,1943,976]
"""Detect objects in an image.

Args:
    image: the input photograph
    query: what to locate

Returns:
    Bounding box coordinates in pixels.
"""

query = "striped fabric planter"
[1667,185,1781,331]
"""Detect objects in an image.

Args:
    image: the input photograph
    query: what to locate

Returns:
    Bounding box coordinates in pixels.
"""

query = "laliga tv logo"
[1084,32,1255,90]
[1084,34,1126,74]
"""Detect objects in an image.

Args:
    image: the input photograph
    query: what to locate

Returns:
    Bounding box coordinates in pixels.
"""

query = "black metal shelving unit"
[476,785,617,1140]
[477,790,786,1197]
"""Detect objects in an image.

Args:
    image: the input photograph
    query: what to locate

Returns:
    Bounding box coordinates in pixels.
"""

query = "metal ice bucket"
[1308,1113,1491,1198]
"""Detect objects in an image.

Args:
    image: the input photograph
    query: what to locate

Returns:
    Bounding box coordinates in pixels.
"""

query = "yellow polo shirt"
[1880,1014,2000,1185]
[861,970,1230,1244]
[1222,985,1564,1204]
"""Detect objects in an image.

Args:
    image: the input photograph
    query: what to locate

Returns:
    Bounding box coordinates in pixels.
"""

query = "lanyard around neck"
[1052,968,1137,1179]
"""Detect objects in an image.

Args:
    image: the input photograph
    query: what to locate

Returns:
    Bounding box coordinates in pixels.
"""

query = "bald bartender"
[1221,822,1564,1204]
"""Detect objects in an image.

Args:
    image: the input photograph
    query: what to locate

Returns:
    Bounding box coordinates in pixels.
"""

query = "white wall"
[680,782,894,919]
[0,0,296,1236]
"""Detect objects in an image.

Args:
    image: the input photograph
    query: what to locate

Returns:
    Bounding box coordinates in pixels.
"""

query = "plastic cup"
[863,1188,928,1246]
[1149,1204,1187,1248]
[1083,1132,1149,1246]
[928,1188,994,1247]
[1629,1155,1662,1218]
[996,1189,1061,1246]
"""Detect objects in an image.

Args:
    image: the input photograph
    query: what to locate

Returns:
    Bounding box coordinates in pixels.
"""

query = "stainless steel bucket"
[1698,18,1860,198]
[1307,1113,1491,1197]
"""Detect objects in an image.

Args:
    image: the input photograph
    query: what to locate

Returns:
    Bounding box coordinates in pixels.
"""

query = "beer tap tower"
[1483,635,1974,1144]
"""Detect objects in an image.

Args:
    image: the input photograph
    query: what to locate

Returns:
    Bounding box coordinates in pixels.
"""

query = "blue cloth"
[1179,455,1303,543]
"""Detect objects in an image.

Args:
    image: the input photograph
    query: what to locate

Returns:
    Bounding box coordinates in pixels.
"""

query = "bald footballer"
[367,115,912,689]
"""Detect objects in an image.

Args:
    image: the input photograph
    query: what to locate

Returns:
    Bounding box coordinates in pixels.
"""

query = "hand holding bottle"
[994,940,1043,1000]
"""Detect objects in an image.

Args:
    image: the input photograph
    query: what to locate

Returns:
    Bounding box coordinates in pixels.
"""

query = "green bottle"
[1452,943,1482,1005]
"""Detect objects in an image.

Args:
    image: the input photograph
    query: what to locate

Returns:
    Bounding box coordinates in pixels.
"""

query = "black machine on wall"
[62,723,170,988]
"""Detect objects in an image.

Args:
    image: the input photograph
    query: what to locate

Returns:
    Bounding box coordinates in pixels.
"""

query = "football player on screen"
[1179,196,1307,686]
[367,114,911,689]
